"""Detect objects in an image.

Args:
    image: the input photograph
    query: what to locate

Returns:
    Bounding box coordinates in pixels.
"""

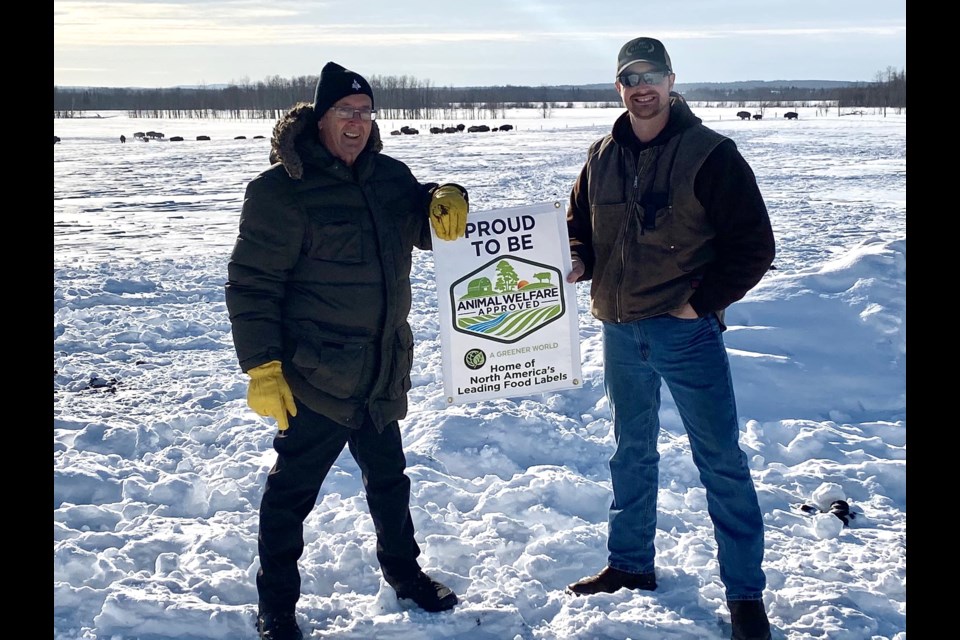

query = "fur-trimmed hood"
[268,101,384,180]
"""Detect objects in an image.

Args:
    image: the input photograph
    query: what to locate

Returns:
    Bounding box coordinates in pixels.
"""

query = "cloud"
[54,2,904,48]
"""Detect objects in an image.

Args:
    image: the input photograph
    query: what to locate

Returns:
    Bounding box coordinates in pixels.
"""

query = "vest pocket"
[634,203,674,238]
[591,202,628,245]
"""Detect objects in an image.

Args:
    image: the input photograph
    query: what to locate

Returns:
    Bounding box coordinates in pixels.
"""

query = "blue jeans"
[601,314,766,600]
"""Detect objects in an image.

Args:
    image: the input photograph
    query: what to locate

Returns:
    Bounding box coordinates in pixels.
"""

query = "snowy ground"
[54,104,906,640]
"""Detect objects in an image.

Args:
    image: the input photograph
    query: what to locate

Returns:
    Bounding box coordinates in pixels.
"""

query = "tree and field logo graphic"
[450,256,565,344]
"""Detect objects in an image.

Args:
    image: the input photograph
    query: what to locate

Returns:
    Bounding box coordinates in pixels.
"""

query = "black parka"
[226,103,436,430]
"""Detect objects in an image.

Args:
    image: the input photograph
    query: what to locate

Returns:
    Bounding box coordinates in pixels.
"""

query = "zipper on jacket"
[616,150,655,322]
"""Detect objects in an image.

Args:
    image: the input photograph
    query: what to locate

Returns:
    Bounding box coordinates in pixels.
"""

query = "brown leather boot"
[566,566,657,595]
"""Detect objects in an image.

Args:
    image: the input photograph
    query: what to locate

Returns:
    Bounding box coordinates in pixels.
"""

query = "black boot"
[392,571,458,612]
[566,566,657,595]
[255,609,303,640]
[729,599,771,640]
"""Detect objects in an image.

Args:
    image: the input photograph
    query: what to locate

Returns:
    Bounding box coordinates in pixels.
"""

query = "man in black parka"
[226,61,468,640]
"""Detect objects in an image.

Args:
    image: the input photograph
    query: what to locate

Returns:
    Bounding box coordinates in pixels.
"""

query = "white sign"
[431,201,583,405]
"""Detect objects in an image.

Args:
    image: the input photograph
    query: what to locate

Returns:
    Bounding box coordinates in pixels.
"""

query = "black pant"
[256,401,421,612]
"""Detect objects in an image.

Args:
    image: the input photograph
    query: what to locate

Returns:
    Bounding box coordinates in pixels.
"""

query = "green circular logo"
[464,349,486,370]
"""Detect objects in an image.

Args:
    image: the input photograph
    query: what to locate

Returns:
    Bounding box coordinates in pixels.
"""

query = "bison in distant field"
[169,136,184,142]
[196,135,211,141]
[784,111,799,120]
[736,111,751,120]
[752,114,763,120]
[499,124,514,131]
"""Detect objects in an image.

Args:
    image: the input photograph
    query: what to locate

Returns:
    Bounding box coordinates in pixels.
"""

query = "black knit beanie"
[313,62,375,117]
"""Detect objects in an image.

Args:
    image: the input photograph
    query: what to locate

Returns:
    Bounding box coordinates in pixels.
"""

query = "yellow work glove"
[429,183,469,241]
[246,360,297,431]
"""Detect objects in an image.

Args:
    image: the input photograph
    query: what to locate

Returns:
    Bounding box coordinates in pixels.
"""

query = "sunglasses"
[618,71,670,87]
[330,106,377,121]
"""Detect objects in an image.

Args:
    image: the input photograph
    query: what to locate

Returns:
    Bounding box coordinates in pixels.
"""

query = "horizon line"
[54,78,872,91]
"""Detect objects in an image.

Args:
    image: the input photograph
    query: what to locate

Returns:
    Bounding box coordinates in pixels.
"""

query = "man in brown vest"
[564,37,776,640]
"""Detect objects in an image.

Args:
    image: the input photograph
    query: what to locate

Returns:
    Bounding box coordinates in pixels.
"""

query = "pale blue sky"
[54,0,906,88]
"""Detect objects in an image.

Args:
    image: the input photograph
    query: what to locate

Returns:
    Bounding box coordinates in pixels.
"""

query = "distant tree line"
[841,67,906,114]
[52,75,622,120]
[681,66,906,113]
[53,68,904,119]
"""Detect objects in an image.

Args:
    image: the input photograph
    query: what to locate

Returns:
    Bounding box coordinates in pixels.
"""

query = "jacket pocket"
[291,339,367,399]
[387,324,414,399]
[306,221,363,264]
